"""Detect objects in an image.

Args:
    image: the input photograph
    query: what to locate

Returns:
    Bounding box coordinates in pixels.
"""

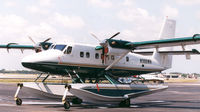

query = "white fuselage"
[21,43,166,76]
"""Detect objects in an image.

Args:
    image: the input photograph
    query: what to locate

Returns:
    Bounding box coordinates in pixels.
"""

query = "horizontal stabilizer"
[133,49,200,55]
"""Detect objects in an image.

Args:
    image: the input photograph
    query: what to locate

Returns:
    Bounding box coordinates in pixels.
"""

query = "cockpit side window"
[64,46,72,54]
[54,45,66,51]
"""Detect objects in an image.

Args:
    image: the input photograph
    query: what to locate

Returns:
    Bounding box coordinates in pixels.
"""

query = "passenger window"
[126,56,129,62]
[95,53,99,59]
[86,52,90,58]
[111,55,115,60]
[64,46,72,54]
[80,52,84,57]
[106,55,109,60]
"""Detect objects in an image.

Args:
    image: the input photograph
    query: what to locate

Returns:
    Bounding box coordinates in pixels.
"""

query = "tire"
[16,98,22,106]
[64,101,70,110]
[119,99,130,107]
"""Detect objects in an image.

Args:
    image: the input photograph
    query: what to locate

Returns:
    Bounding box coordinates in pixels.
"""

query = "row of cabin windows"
[80,52,116,60]
[140,59,152,64]
[80,52,102,59]
[52,45,130,62]
[80,51,130,62]
[80,52,91,58]
[105,55,115,60]
[60,46,130,62]
[57,45,130,62]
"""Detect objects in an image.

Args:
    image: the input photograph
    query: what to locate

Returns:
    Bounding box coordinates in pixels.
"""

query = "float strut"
[62,84,71,109]
[14,83,23,105]
[42,74,50,82]
[34,73,43,82]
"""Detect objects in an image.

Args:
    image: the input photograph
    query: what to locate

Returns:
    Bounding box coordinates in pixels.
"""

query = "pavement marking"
[0,104,15,106]
[130,105,140,108]
[98,107,108,109]
[167,91,191,95]
[170,83,200,86]
[149,100,165,103]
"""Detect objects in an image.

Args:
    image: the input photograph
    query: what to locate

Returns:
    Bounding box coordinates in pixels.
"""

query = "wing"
[133,49,200,55]
[0,42,53,52]
[108,34,200,50]
[0,44,35,49]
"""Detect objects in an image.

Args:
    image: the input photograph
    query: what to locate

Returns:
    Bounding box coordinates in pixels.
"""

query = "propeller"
[90,33,101,42]
[91,32,120,64]
[91,32,120,47]
[28,36,52,52]
[28,36,37,45]
[101,32,120,47]
[43,38,51,43]
[109,32,120,40]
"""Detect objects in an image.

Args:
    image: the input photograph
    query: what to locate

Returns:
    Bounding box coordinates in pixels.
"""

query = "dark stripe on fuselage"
[22,62,160,77]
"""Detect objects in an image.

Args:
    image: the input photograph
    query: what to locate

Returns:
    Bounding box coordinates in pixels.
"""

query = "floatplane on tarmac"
[2,18,200,109]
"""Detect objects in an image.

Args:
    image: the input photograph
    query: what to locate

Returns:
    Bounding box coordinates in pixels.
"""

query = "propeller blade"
[109,32,120,40]
[28,36,37,45]
[91,33,101,42]
[43,38,51,43]
[28,36,40,52]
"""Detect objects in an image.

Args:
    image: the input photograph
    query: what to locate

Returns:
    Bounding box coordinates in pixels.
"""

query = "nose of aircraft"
[21,50,63,69]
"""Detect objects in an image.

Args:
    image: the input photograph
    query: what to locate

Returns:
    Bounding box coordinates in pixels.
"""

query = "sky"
[0,0,200,73]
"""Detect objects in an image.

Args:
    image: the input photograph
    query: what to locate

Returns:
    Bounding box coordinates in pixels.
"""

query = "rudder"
[152,18,176,69]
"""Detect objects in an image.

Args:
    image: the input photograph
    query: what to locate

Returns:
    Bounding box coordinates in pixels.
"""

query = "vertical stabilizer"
[153,18,176,69]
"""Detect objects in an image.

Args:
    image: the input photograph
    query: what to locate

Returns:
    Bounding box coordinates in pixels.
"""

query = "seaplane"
[1,18,200,109]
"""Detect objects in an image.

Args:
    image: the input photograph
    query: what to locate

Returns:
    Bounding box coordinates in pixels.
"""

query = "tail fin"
[152,18,176,69]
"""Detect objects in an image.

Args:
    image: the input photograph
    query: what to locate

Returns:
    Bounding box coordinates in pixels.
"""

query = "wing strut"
[181,45,191,59]
[105,51,129,71]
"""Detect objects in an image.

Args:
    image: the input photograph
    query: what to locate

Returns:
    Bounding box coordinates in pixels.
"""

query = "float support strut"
[14,83,23,105]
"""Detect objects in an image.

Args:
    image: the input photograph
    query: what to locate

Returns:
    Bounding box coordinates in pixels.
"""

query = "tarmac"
[0,82,200,112]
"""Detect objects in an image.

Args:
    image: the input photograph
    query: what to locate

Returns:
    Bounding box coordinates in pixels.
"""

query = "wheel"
[119,99,130,107]
[72,98,82,104]
[16,98,22,106]
[64,101,70,110]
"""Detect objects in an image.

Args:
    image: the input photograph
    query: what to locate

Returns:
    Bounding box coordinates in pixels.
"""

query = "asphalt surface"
[0,82,200,112]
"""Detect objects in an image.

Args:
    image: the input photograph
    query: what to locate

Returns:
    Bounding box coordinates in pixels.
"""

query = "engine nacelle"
[106,45,130,55]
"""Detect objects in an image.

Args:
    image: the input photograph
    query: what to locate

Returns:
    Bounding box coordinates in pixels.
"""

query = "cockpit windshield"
[53,45,66,51]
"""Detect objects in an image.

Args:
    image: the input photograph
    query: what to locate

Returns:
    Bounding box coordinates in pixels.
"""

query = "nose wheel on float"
[16,98,22,105]
[62,84,71,109]
[63,101,70,109]
[62,84,83,110]
[14,83,23,106]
